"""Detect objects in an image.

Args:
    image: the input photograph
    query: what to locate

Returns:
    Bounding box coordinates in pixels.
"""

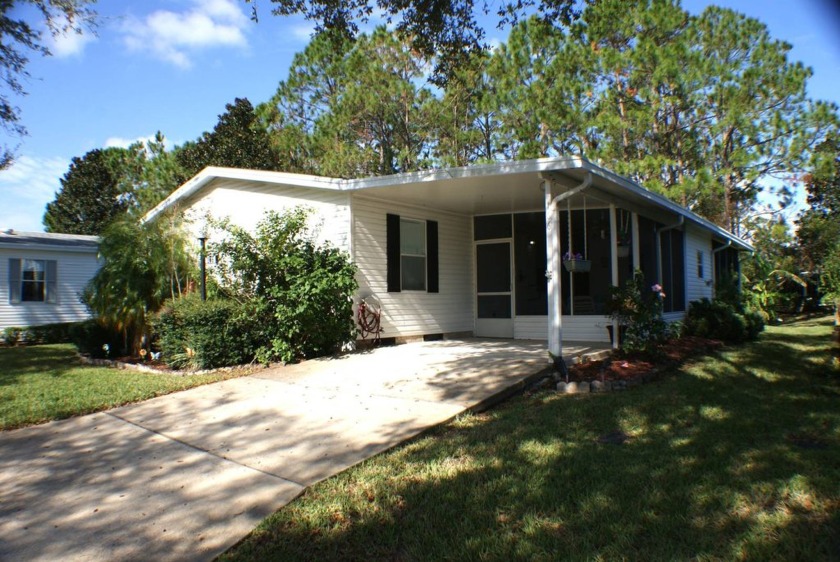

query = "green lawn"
[221,316,840,561]
[0,344,252,430]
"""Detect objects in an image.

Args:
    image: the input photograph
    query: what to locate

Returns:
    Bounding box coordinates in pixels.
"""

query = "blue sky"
[1,0,839,232]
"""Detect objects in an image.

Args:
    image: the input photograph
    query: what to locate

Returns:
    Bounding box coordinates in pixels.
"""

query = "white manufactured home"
[1,231,100,331]
[146,156,750,356]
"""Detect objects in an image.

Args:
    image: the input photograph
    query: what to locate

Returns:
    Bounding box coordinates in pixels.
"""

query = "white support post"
[545,181,562,358]
[609,205,619,349]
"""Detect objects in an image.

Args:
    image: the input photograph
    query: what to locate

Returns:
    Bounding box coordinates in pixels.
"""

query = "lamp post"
[198,235,207,301]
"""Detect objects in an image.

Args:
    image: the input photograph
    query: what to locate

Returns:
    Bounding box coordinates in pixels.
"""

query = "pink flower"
[651,284,662,292]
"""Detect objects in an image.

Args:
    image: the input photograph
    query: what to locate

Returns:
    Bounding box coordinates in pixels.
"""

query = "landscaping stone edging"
[77,354,259,377]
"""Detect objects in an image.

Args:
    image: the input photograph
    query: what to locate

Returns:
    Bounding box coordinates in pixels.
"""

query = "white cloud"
[122,0,249,68]
[47,28,95,58]
[104,134,168,149]
[0,155,70,232]
[290,24,315,42]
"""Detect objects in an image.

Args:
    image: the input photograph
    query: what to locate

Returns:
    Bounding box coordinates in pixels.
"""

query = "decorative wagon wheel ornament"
[357,296,382,344]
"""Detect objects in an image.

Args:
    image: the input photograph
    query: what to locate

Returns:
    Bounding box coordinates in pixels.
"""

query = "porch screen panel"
[474,214,512,240]
[637,216,658,290]
[659,229,685,312]
[513,212,547,315]
[477,296,512,319]
[476,243,510,293]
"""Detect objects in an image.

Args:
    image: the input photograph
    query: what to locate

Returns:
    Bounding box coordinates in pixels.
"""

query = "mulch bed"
[568,336,724,383]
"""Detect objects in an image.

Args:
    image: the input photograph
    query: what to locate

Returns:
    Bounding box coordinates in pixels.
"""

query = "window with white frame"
[22,259,46,301]
[697,250,704,279]
[400,218,426,291]
[8,258,57,304]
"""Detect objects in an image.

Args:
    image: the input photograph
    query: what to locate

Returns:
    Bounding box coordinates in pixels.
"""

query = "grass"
[0,344,252,430]
[220,316,840,561]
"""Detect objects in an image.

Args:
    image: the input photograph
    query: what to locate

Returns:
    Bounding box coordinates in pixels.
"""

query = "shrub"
[153,294,257,370]
[69,320,127,358]
[683,298,765,344]
[3,327,22,346]
[210,208,358,363]
[606,270,670,356]
[25,322,79,344]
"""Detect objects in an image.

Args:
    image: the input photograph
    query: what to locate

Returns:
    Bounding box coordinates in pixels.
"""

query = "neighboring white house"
[145,156,751,356]
[1,230,100,331]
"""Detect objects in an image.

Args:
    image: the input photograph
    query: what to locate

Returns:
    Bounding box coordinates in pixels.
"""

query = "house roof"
[0,230,100,253]
[144,156,752,251]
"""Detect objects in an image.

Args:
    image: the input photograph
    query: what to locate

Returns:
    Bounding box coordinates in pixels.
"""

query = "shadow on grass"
[220,316,840,561]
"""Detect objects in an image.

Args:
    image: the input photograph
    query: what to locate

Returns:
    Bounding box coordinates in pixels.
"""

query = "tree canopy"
[0,0,96,168]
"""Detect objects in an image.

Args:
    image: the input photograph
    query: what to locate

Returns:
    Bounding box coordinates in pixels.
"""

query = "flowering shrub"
[606,270,670,355]
[563,251,584,261]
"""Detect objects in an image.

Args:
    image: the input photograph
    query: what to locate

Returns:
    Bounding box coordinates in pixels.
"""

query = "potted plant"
[563,251,591,273]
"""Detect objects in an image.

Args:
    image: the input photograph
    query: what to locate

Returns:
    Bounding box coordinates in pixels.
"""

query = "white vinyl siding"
[0,249,100,330]
[685,225,713,305]
[183,179,352,252]
[352,195,473,337]
[515,316,612,343]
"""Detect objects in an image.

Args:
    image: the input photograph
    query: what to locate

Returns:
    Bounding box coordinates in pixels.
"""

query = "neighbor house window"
[400,218,426,291]
[8,258,57,304]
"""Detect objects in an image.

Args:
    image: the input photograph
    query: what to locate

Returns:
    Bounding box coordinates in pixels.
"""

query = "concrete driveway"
[0,339,598,561]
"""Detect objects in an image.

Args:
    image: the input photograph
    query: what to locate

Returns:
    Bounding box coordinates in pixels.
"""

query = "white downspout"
[543,173,593,362]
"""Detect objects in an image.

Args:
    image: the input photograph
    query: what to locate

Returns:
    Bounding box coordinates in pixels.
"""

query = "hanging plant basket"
[563,259,591,273]
[617,244,630,258]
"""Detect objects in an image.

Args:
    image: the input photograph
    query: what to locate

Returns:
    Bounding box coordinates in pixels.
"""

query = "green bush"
[606,270,670,356]
[683,298,765,344]
[3,327,22,346]
[153,294,257,370]
[25,322,79,344]
[69,320,128,358]
[211,208,358,364]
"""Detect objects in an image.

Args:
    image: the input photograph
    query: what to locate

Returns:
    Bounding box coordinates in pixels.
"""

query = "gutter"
[545,172,593,211]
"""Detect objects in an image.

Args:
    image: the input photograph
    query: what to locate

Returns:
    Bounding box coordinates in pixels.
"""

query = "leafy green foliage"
[83,213,195,354]
[605,270,669,355]
[69,319,127,358]
[683,298,764,344]
[210,208,358,363]
[176,97,280,179]
[43,148,133,234]
[153,294,258,370]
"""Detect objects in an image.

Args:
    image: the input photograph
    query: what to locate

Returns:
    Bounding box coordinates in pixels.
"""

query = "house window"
[400,218,426,291]
[697,250,704,279]
[22,259,46,301]
[8,258,58,304]
[386,214,438,293]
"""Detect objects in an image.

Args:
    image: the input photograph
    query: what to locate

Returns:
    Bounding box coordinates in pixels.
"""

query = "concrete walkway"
[0,339,604,561]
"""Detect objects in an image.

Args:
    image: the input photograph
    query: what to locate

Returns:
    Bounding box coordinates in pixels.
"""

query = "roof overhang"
[143,157,752,252]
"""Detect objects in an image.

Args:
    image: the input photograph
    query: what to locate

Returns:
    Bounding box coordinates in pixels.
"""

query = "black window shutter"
[386,213,401,292]
[427,220,439,293]
[8,258,21,303]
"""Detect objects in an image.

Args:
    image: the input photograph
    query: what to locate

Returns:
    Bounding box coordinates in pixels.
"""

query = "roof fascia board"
[0,243,98,253]
[143,166,345,223]
[576,161,753,251]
